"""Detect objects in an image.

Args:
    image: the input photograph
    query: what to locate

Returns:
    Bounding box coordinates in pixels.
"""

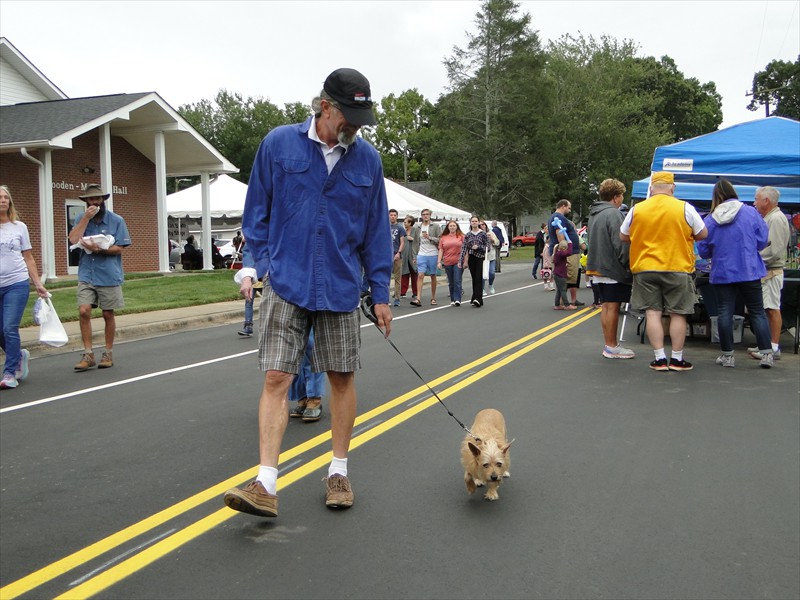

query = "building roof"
[0,37,67,103]
[1,93,151,144]
[0,92,237,176]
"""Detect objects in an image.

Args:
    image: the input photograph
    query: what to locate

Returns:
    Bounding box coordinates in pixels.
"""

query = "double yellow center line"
[1,309,597,600]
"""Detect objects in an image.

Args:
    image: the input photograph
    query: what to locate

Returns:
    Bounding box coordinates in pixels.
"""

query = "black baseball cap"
[323,68,377,127]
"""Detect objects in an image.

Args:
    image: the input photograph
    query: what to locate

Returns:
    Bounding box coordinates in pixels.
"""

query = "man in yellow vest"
[620,171,708,371]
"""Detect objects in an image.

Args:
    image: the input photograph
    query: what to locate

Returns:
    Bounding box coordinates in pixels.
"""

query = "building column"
[200,172,212,270]
[154,131,170,273]
[99,123,113,212]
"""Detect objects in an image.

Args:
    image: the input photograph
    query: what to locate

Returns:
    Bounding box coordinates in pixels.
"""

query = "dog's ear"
[501,438,515,454]
[468,442,482,457]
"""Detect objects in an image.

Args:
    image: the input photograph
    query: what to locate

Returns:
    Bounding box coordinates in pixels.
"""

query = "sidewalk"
[20,300,254,358]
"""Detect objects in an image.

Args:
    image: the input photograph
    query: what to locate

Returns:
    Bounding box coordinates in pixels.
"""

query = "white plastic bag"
[38,297,69,347]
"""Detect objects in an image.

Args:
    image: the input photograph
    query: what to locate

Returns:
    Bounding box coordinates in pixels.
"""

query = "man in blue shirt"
[224,68,393,519]
[547,199,585,306]
[67,184,131,372]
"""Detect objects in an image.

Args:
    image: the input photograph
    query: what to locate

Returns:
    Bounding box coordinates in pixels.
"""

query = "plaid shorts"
[257,285,361,374]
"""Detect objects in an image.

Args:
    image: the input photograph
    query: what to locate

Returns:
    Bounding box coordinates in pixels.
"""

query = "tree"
[632,55,722,141]
[541,34,722,219]
[178,90,310,184]
[429,0,552,219]
[748,56,800,120]
[362,89,434,182]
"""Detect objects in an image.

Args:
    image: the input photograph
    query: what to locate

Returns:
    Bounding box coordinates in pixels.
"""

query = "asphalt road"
[1,264,798,600]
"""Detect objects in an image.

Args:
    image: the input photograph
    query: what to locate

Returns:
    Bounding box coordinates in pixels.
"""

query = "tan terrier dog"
[460,408,514,501]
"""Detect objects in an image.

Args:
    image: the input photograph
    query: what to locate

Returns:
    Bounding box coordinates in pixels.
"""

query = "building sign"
[52,181,128,194]
[662,158,694,171]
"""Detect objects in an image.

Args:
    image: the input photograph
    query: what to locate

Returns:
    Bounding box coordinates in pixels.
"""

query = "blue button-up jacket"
[243,118,392,312]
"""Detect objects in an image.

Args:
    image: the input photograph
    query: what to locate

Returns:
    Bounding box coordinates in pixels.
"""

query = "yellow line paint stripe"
[56,311,597,600]
[1,310,595,600]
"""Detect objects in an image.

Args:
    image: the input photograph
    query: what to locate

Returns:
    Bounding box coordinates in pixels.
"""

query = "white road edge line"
[2,283,540,415]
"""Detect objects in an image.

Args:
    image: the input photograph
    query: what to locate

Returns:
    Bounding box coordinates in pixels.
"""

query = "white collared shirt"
[308,116,348,174]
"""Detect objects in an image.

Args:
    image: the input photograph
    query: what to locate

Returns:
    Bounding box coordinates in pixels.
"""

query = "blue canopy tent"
[649,116,800,187]
[631,179,800,205]
[632,116,800,207]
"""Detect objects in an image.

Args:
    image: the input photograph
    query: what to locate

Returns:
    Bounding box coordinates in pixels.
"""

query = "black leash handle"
[360,295,474,437]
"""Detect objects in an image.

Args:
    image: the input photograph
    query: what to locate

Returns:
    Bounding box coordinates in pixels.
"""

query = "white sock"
[654,348,666,360]
[328,456,348,478]
[256,466,278,495]
[671,350,683,361]
[772,343,779,352]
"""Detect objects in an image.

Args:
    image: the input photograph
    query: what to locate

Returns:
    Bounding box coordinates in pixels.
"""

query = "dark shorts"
[594,282,632,304]
[631,271,696,314]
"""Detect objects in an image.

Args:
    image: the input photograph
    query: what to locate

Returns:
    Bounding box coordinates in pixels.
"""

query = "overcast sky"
[2,1,799,129]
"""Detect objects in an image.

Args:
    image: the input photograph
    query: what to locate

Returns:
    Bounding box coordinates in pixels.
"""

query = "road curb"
[21,307,253,359]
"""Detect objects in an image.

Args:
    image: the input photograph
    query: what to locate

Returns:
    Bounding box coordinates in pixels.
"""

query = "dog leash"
[360,295,475,438]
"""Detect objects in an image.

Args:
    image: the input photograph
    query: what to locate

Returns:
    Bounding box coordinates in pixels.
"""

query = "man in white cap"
[224,68,393,518]
[67,184,131,371]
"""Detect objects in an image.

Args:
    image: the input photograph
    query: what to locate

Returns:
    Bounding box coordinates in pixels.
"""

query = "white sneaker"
[15,348,30,380]
[0,373,18,389]
[760,352,774,369]
[748,347,780,360]
[602,345,635,359]
[715,354,735,368]
[489,285,495,295]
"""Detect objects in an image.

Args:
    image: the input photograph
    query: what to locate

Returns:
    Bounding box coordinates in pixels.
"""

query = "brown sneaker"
[223,480,278,517]
[98,351,114,369]
[74,352,96,371]
[324,474,354,509]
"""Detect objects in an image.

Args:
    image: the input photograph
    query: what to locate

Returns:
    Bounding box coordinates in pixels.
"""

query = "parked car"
[215,239,234,257]
[511,232,538,247]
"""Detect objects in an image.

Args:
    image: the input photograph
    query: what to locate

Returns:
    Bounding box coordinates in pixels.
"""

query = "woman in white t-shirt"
[0,185,48,389]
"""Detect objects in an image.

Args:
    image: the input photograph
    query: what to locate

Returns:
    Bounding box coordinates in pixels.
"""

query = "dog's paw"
[465,474,476,494]
[503,471,510,478]
[484,489,499,501]
[474,479,485,488]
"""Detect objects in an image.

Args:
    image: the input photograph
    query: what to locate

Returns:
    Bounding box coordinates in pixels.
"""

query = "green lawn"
[22,271,241,328]
[21,250,537,328]
[503,245,535,263]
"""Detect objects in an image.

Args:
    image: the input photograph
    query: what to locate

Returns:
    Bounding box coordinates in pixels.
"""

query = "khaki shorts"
[566,254,580,285]
[76,282,124,310]
[631,272,696,315]
[761,271,783,310]
[257,284,361,374]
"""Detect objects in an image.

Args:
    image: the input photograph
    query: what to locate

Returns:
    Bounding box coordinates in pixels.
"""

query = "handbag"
[37,297,69,347]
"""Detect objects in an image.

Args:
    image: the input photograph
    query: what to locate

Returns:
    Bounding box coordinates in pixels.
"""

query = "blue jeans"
[289,329,325,401]
[713,280,771,353]
[483,259,497,292]
[532,256,542,278]
[0,280,30,376]
[443,264,463,302]
[244,296,254,323]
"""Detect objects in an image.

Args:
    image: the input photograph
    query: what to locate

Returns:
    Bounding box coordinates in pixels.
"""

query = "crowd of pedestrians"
[1,67,793,529]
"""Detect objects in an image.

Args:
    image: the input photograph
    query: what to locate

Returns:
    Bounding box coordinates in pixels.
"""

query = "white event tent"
[167,174,247,218]
[167,174,471,221]
[383,178,471,220]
